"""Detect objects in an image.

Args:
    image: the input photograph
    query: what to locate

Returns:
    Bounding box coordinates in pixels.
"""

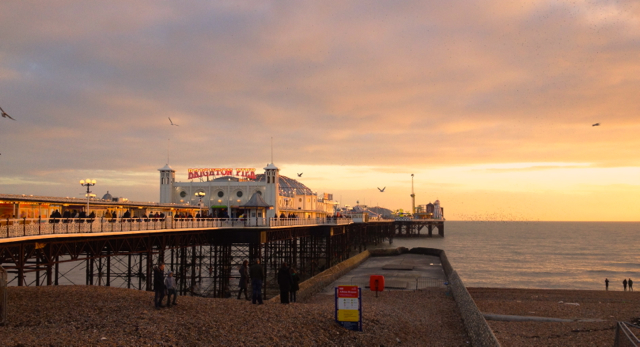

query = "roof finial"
[271,137,274,164]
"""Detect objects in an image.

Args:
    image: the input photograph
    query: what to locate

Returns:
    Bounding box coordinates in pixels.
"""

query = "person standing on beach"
[623,278,628,291]
[153,262,166,309]
[277,262,293,304]
[165,271,177,307]
[290,267,300,303]
[237,260,250,300]
[249,259,264,304]
[629,278,633,291]
[605,278,609,291]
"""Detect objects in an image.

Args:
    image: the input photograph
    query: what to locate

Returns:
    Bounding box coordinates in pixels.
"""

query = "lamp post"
[227,178,231,218]
[80,179,96,215]
[195,191,205,217]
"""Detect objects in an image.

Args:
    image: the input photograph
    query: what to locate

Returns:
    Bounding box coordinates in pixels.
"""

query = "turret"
[264,163,279,218]
[159,164,175,203]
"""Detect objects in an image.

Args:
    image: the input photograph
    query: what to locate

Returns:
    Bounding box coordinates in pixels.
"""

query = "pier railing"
[0,216,355,240]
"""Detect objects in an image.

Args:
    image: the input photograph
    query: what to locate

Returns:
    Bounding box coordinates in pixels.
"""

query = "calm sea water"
[385,221,640,291]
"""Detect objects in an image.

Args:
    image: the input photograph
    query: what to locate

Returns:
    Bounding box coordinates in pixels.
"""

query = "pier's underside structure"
[394,220,444,237]
[0,222,395,299]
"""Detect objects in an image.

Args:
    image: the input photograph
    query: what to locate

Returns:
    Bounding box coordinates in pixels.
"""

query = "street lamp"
[195,191,205,217]
[227,178,231,218]
[80,179,96,216]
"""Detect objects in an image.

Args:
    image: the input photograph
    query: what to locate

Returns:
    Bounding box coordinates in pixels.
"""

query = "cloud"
[1,1,639,219]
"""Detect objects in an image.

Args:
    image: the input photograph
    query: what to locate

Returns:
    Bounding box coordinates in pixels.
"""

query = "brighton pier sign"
[188,168,256,180]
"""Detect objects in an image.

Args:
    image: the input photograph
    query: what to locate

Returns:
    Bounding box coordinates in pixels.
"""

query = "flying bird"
[1,106,15,120]
[297,173,303,177]
[592,123,600,126]
[377,187,386,192]
[168,117,179,126]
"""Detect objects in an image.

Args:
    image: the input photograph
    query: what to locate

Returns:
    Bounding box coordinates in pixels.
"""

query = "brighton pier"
[0,163,444,299]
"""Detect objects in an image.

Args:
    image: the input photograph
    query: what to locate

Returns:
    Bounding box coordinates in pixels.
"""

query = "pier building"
[160,163,337,220]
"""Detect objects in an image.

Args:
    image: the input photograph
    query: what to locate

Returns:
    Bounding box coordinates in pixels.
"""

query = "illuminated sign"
[188,168,256,180]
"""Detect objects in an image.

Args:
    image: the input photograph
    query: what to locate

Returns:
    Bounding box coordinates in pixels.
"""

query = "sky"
[1,1,639,221]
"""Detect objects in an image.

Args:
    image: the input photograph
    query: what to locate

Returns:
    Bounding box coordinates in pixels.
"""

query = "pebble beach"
[469,287,640,347]
[1,285,468,346]
[3,285,638,346]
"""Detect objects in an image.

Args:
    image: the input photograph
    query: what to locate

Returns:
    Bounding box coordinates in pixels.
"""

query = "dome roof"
[102,191,113,200]
[255,174,314,196]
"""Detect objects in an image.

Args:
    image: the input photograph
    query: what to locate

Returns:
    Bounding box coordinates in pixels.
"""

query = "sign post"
[335,285,362,331]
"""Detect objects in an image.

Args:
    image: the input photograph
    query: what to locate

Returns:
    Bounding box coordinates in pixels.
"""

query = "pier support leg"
[54,255,59,285]
[106,250,111,287]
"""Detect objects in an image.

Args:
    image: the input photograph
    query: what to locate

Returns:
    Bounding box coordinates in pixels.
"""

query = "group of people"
[153,262,178,309]
[605,278,633,291]
[237,259,265,304]
[278,213,299,219]
[236,259,300,305]
[48,209,96,223]
[277,262,301,304]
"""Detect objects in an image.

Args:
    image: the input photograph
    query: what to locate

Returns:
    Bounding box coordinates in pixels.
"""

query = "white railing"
[0,216,355,240]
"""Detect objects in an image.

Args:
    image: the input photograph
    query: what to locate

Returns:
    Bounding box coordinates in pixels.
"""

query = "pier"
[0,216,442,298]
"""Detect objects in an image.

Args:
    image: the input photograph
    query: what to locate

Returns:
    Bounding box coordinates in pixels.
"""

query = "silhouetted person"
[629,278,633,291]
[249,259,264,304]
[237,260,250,300]
[623,278,628,291]
[605,278,609,291]
[165,271,177,307]
[277,262,293,304]
[290,267,300,303]
[153,262,166,309]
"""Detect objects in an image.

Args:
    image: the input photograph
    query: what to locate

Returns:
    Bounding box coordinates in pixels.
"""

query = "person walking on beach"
[249,259,264,304]
[153,262,166,309]
[237,260,250,300]
[290,267,300,303]
[629,278,633,291]
[623,278,628,291]
[165,271,178,307]
[605,278,609,291]
[277,262,293,304]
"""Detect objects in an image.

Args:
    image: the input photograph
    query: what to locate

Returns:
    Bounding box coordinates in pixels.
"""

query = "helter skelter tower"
[410,173,416,215]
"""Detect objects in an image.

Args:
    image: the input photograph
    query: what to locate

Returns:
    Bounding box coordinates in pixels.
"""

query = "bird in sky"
[1,106,15,120]
[592,123,600,126]
[297,173,303,177]
[377,187,386,192]
[168,117,179,126]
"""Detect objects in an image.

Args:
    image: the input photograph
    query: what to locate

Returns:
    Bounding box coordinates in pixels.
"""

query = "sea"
[384,221,640,291]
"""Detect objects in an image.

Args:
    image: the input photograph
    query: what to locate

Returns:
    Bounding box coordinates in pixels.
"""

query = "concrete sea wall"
[268,246,500,347]
[268,250,371,303]
[408,247,500,347]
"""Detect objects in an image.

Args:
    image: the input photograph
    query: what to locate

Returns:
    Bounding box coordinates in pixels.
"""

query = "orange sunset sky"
[1,1,639,221]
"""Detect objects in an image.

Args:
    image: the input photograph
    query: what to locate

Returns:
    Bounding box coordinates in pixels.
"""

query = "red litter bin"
[370,275,385,297]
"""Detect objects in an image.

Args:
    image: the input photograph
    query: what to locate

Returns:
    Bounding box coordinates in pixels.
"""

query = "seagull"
[592,123,600,126]
[297,173,303,177]
[1,106,15,120]
[168,117,179,126]
[377,187,386,192]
